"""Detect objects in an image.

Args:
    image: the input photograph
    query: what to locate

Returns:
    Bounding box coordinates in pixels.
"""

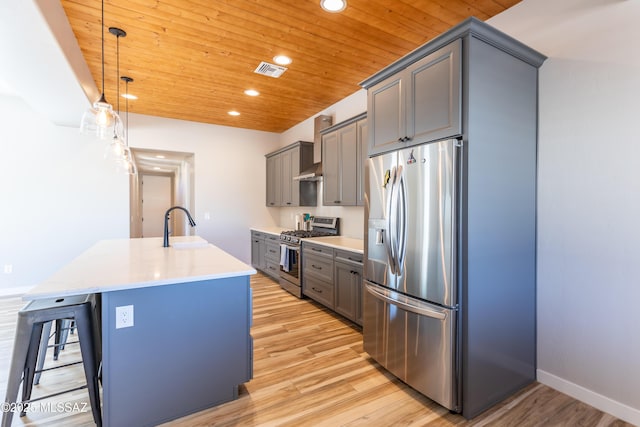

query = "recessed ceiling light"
[228,111,240,116]
[321,0,346,13]
[273,55,292,66]
[155,155,165,159]
[122,93,138,100]
[244,89,260,97]
[153,167,161,170]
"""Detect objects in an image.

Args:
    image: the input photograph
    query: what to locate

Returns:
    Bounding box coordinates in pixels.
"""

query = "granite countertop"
[24,236,256,301]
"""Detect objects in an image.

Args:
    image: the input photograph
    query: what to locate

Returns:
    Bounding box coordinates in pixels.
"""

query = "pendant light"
[80,0,119,139]
[105,27,127,164]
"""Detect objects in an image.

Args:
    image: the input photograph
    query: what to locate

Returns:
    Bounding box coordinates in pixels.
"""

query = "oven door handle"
[281,244,300,251]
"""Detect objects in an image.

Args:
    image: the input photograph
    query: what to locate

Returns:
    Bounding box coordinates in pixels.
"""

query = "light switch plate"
[116,305,134,329]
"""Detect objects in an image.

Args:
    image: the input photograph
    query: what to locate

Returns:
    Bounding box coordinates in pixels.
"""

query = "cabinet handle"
[398,136,411,142]
[334,200,341,204]
[286,202,292,205]
[312,287,323,294]
[350,270,359,275]
[312,264,322,270]
[312,248,322,252]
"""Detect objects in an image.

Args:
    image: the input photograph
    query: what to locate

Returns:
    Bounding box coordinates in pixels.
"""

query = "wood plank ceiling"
[60,0,520,133]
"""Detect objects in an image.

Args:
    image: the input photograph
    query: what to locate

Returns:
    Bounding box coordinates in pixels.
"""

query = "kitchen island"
[24,236,256,427]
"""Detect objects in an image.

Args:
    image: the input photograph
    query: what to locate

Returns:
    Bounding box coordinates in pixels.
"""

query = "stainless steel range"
[279,216,339,298]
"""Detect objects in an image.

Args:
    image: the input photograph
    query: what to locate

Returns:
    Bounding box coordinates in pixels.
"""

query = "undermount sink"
[171,241,210,250]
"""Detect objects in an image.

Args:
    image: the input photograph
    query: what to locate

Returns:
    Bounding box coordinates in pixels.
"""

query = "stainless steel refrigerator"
[364,138,460,411]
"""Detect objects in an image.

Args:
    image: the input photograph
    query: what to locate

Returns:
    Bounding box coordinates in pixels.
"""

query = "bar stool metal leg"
[34,320,53,385]
[74,303,102,427]
[2,315,35,427]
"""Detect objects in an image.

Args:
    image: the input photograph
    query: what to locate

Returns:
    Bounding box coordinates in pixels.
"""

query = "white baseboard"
[537,369,640,426]
[0,286,32,298]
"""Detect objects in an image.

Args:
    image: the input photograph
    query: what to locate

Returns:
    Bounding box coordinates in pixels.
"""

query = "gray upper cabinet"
[266,155,279,207]
[321,113,367,206]
[367,39,461,156]
[356,118,368,206]
[265,141,316,207]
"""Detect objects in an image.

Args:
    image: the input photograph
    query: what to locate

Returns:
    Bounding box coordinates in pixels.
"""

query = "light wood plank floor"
[0,273,634,426]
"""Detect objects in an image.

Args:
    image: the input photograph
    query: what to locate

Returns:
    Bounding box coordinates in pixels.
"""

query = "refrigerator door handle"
[386,166,398,274]
[395,165,407,271]
[365,282,447,320]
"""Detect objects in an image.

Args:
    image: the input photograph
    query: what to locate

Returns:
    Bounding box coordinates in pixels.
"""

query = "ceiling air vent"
[254,61,288,78]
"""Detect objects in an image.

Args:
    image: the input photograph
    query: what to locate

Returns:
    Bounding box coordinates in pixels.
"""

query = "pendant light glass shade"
[80,0,119,139]
[81,95,118,139]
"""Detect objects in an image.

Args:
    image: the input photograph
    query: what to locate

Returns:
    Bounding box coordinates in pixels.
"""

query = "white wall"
[0,98,280,294]
[490,1,640,424]
[128,113,281,262]
[0,95,129,293]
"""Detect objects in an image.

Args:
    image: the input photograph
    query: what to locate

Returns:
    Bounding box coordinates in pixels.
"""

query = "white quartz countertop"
[250,226,283,236]
[24,236,256,301]
[303,236,364,253]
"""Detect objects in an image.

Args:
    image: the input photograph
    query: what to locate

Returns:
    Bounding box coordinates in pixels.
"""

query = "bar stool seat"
[2,294,101,427]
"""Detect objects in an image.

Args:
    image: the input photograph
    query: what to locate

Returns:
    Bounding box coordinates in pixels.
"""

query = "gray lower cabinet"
[302,242,334,309]
[321,113,367,206]
[366,39,461,156]
[264,234,281,280]
[250,231,266,271]
[265,141,316,207]
[334,250,363,325]
[303,242,363,325]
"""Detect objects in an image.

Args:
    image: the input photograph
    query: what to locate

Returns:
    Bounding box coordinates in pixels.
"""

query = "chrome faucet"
[163,206,196,247]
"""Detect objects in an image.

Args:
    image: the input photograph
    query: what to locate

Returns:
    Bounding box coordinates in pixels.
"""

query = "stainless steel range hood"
[293,114,332,181]
[294,162,322,181]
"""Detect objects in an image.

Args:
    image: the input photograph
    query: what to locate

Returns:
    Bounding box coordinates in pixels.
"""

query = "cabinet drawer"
[264,233,280,243]
[251,231,265,240]
[304,275,334,309]
[303,243,334,258]
[335,250,363,265]
[303,254,333,282]
[264,259,280,279]
[265,241,281,262]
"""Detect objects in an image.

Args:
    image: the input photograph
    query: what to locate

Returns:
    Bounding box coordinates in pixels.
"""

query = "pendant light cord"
[101,0,105,95]
[116,33,120,114]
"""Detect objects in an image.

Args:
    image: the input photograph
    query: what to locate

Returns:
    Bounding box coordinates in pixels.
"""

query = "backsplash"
[278,181,364,239]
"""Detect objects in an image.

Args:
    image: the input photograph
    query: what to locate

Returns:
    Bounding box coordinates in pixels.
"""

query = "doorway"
[129,149,195,239]
[141,174,173,237]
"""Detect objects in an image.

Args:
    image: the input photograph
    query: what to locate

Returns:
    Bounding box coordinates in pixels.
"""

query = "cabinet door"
[280,149,293,206]
[407,39,461,145]
[339,123,358,205]
[368,74,405,156]
[251,235,265,270]
[322,131,340,205]
[323,123,357,206]
[289,146,301,206]
[354,267,363,325]
[266,155,278,207]
[356,118,368,206]
[335,261,357,321]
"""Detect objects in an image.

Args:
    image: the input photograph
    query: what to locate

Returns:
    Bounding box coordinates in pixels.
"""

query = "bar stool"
[34,319,75,385]
[1,294,102,427]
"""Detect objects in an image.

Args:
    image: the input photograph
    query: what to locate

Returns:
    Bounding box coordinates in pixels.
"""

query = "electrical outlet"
[115,305,134,329]
[3,264,12,274]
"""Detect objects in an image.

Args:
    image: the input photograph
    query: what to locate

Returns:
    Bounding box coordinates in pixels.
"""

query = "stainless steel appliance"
[279,216,339,298]
[364,139,460,411]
